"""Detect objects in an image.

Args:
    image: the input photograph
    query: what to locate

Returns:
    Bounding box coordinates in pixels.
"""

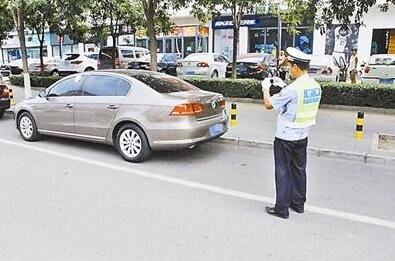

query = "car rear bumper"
[149,112,229,150]
[0,99,10,110]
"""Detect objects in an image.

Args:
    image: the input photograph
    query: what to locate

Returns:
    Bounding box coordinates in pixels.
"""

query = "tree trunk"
[12,3,32,98]
[231,4,241,79]
[37,29,45,74]
[144,0,157,71]
[39,40,44,74]
[112,34,117,69]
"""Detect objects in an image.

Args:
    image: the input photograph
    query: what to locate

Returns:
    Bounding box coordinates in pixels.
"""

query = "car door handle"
[106,104,119,110]
[64,104,74,109]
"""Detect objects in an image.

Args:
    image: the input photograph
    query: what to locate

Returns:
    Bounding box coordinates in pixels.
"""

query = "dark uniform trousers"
[273,137,308,215]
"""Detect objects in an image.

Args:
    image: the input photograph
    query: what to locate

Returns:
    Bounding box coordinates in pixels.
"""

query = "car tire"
[211,70,219,78]
[115,123,152,163]
[84,67,94,72]
[17,112,40,141]
[51,70,59,77]
[0,109,4,119]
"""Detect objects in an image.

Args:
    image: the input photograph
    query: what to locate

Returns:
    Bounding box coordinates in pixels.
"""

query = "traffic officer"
[261,47,322,219]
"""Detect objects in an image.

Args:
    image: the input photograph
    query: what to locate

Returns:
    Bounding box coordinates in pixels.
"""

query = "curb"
[225,97,395,115]
[214,137,395,165]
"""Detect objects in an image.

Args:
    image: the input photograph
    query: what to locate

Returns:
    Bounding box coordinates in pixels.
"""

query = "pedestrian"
[261,47,322,219]
[349,48,358,84]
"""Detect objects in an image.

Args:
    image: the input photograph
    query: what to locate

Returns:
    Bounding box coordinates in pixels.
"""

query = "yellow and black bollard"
[355,111,364,140]
[230,103,237,126]
[9,88,16,106]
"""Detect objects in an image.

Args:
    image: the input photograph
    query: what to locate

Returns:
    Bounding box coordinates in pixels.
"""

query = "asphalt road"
[1,113,395,260]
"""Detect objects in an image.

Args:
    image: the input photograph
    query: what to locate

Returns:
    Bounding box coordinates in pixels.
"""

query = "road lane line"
[1,138,395,230]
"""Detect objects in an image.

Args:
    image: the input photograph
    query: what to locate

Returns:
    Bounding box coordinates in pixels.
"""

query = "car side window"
[47,76,84,97]
[82,75,131,96]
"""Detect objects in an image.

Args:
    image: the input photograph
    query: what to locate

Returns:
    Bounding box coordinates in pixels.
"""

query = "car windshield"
[368,56,395,65]
[133,73,199,93]
[310,56,330,66]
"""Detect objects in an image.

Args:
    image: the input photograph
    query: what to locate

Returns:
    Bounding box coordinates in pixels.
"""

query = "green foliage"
[10,75,62,88]
[183,78,395,109]
[0,0,14,46]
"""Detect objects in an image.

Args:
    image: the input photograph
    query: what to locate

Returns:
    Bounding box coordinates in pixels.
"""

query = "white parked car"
[58,53,97,75]
[361,54,395,84]
[308,55,347,82]
[176,53,230,78]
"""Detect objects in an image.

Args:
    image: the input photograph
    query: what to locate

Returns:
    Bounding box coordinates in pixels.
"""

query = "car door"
[34,75,84,134]
[73,74,131,140]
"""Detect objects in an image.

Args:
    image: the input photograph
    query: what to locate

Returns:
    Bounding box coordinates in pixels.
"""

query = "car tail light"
[70,60,83,64]
[170,103,204,116]
[197,62,209,68]
[176,62,183,67]
[115,58,120,67]
[219,100,226,108]
[322,67,333,75]
[364,66,371,74]
[0,85,9,99]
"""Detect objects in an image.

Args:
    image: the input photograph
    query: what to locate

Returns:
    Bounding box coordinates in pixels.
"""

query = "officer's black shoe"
[265,206,289,219]
[290,205,304,214]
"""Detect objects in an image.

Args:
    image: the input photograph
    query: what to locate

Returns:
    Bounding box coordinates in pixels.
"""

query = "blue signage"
[212,15,264,29]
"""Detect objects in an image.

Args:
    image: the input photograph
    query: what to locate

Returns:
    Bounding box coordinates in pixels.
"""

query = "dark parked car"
[128,53,181,76]
[0,81,10,119]
[226,53,277,80]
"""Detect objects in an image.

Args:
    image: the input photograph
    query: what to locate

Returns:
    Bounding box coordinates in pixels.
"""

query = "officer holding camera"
[261,47,322,219]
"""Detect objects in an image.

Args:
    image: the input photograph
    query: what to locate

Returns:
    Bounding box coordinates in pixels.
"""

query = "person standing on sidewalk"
[261,47,322,219]
[348,48,359,84]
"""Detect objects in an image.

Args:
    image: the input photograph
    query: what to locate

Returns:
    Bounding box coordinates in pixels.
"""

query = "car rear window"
[183,54,211,62]
[133,74,199,93]
[368,57,395,65]
[100,48,118,60]
[65,54,80,60]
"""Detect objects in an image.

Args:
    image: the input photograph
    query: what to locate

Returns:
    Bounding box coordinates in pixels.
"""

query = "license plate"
[209,123,224,137]
[379,78,394,84]
[186,70,195,75]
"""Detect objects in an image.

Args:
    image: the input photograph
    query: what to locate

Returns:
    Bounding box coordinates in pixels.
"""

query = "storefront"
[312,4,395,64]
[211,14,313,60]
[131,16,209,58]
[1,31,77,64]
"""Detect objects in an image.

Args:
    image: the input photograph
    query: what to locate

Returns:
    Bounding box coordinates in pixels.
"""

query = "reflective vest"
[285,76,321,128]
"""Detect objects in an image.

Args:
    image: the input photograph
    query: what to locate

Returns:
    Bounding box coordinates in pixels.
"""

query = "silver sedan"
[14,70,228,162]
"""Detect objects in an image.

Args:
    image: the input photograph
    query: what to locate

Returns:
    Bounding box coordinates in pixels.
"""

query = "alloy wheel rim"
[20,116,33,138]
[119,129,142,158]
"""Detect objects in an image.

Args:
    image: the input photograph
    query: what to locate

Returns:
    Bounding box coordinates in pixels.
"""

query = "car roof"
[102,46,149,51]
[85,69,165,78]
[369,54,395,58]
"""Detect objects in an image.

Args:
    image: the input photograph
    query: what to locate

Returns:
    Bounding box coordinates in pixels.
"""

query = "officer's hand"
[271,76,287,88]
[261,78,271,91]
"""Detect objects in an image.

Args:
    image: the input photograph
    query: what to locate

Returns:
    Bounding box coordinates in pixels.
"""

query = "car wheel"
[18,112,40,141]
[115,123,152,163]
[51,70,59,77]
[0,109,4,119]
[211,70,219,78]
[84,67,94,72]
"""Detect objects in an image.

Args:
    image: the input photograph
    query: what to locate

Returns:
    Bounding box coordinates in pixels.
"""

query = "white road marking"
[1,138,395,230]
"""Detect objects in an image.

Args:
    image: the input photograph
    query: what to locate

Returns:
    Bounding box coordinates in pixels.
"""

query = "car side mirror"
[38,90,47,98]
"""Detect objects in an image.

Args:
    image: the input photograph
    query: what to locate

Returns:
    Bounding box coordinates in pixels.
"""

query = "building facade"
[313,4,395,64]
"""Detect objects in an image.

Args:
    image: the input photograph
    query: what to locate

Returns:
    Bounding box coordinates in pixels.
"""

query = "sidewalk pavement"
[222,100,395,164]
[7,85,395,164]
